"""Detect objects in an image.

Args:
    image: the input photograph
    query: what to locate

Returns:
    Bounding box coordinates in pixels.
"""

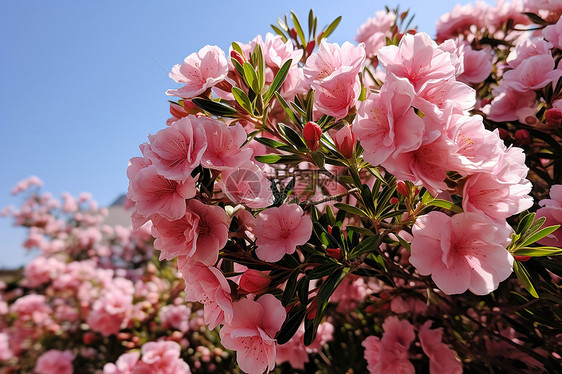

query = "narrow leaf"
[513,261,539,298]
[231,87,253,115]
[322,16,342,39]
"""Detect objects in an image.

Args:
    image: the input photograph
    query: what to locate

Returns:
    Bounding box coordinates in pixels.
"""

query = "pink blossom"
[524,0,562,14]
[304,40,366,119]
[354,77,425,166]
[456,42,493,84]
[178,259,233,329]
[419,321,462,374]
[129,165,196,221]
[506,37,553,69]
[261,32,303,69]
[502,54,562,92]
[362,316,415,374]
[378,33,456,91]
[436,2,489,42]
[11,175,43,195]
[462,172,533,221]
[167,45,228,98]
[220,294,286,374]
[410,211,514,295]
[544,16,562,49]
[330,275,370,313]
[34,350,74,374]
[216,161,273,208]
[356,10,396,57]
[486,88,537,122]
[134,341,191,374]
[390,296,428,315]
[87,288,133,336]
[159,305,191,333]
[334,124,356,159]
[0,333,12,361]
[11,294,52,326]
[254,204,313,262]
[152,199,229,265]
[535,185,562,246]
[103,352,140,374]
[303,121,322,151]
[201,122,252,170]
[144,115,208,181]
[23,256,65,287]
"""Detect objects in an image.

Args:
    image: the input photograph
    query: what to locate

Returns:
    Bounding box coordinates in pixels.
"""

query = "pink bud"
[514,129,531,145]
[334,124,356,158]
[303,121,322,151]
[514,255,531,262]
[326,248,342,260]
[230,50,245,65]
[306,40,316,56]
[290,28,298,40]
[397,181,409,197]
[497,128,509,139]
[239,269,271,294]
[545,108,562,128]
[390,197,400,205]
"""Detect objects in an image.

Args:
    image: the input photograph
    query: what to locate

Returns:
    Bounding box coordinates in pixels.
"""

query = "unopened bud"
[239,269,271,294]
[514,255,531,262]
[326,248,342,261]
[306,40,316,56]
[390,197,400,205]
[290,28,298,40]
[334,124,356,158]
[514,129,531,145]
[303,121,322,151]
[397,181,409,197]
[230,50,245,66]
[545,107,562,128]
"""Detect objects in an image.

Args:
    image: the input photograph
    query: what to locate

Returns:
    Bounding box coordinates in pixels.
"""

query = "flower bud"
[290,28,298,40]
[230,50,245,66]
[545,108,562,128]
[397,181,409,197]
[513,255,531,262]
[303,121,322,151]
[390,197,400,205]
[514,129,531,145]
[334,124,356,158]
[306,40,316,56]
[326,248,342,261]
[239,269,271,294]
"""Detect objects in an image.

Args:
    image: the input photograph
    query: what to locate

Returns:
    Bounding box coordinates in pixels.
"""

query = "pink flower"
[23,256,65,287]
[304,40,366,119]
[506,37,553,69]
[486,87,537,122]
[144,115,208,181]
[134,341,191,374]
[356,10,396,57]
[543,16,562,49]
[419,321,462,374]
[276,322,334,369]
[462,172,533,221]
[103,352,140,374]
[167,45,228,98]
[34,350,74,374]
[436,2,489,42]
[354,77,425,166]
[87,289,133,336]
[201,122,252,170]
[159,305,191,333]
[410,211,514,295]
[220,294,286,374]
[0,333,12,361]
[535,185,562,246]
[362,316,415,374]
[152,199,229,265]
[254,204,313,262]
[502,54,562,92]
[216,161,273,208]
[303,121,322,151]
[129,165,196,221]
[378,33,456,91]
[456,42,493,84]
[178,259,233,330]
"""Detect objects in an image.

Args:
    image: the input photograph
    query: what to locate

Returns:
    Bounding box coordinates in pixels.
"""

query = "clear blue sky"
[0,0,487,268]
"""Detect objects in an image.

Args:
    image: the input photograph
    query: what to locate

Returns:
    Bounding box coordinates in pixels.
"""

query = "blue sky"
[0,0,485,268]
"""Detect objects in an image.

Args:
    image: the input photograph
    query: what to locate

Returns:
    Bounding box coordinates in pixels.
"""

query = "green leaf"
[274,92,302,127]
[291,11,307,46]
[231,42,243,55]
[264,59,292,104]
[276,305,307,344]
[278,123,307,149]
[243,62,260,94]
[311,151,325,168]
[346,225,375,237]
[334,203,368,218]
[254,154,302,164]
[252,44,266,93]
[520,225,561,247]
[308,9,314,38]
[282,269,300,306]
[231,87,253,115]
[514,246,562,257]
[307,263,339,279]
[516,213,535,235]
[297,276,310,305]
[427,199,463,214]
[191,98,238,117]
[350,235,382,257]
[271,24,288,41]
[254,137,288,149]
[513,261,539,298]
[322,16,342,39]
[523,12,548,25]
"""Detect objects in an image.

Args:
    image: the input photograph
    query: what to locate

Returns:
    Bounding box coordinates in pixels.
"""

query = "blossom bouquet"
[2,0,562,373]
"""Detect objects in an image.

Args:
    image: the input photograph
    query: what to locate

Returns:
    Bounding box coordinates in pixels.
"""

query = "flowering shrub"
[3,1,562,373]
